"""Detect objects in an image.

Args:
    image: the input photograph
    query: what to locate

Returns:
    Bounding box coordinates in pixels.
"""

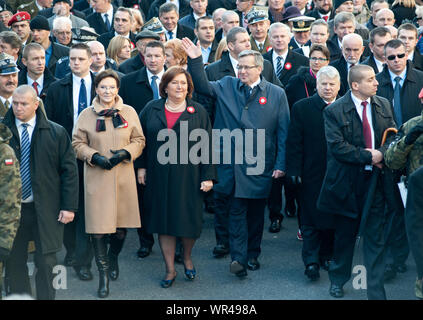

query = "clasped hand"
[91,149,130,170]
[365,148,383,168]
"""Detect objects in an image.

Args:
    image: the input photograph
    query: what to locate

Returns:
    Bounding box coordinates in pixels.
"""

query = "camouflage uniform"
[0,123,21,299]
[385,111,423,176]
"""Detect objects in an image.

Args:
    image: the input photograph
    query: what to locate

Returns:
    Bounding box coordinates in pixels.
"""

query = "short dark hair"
[226,26,248,45]
[70,42,92,57]
[115,6,133,21]
[384,39,405,56]
[159,66,194,99]
[348,64,374,88]
[369,26,390,44]
[0,31,22,51]
[22,42,44,60]
[309,44,330,61]
[195,16,213,30]
[94,69,120,89]
[145,40,165,55]
[398,23,418,39]
[159,2,178,16]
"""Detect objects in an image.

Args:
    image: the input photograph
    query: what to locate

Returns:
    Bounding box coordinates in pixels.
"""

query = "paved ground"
[48,210,418,301]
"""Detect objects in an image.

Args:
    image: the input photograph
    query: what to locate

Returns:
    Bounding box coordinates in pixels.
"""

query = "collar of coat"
[92,95,124,113]
[238,76,267,91]
[379,60,418,85]
[59,71,95,86]
[3,101,50,132]
[337,89,387,116]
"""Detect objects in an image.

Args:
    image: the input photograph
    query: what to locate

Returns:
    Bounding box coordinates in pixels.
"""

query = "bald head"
[375,8,395,27]
[213,8,227,30]
[87,41,106,72]
[342,33,364,64]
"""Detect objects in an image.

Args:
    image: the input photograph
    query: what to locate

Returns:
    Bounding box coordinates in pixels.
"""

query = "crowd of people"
[0,0,422,301]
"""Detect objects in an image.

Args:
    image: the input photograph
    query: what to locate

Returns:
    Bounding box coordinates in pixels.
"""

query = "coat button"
[245,106,248,110]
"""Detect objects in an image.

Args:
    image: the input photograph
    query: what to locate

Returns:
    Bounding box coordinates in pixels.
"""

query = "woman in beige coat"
[72,69,145,298]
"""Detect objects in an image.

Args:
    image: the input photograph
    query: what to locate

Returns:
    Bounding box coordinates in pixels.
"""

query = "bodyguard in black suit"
[318,65,397,299]
[4,85,78,300]
[119,40,166,258]
[18,67,56,102]
[286,66,340,281]
[45,44,96,281]
[361,27,392,74]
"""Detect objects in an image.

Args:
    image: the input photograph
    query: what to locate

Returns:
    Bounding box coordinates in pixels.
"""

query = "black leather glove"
[109,149,130,167]
[91,153,113,170]
[290,176,302,186]
[404,122,423,145]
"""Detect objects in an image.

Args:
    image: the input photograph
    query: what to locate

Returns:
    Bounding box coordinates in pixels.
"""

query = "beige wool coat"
[72,95,145,234]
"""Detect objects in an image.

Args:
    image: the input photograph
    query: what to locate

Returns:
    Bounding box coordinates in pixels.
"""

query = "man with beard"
[307,0,335,22]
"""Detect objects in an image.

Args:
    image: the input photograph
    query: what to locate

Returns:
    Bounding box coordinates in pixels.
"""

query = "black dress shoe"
[213,244,229,258]
[269,219,282,233]
[395,264,407,273]
[384,264,397,282]
[247,258,260,271]
[137,246,152,259]
[305,264,320,281]
[64,253,77,267]
[74,266,93,281]
[329,283,344,298]
[230,261,247,278]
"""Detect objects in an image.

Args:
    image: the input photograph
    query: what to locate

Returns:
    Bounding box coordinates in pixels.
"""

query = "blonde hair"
[392,0,415,8]
[164,38,188,66]
[130,8,144,33]
[215,37,228,61]
[415,4,423,16]
[107,35,131,66]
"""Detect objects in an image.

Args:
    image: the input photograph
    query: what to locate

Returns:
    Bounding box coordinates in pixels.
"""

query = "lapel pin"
[259,97,267,105]
[187,106,195,113]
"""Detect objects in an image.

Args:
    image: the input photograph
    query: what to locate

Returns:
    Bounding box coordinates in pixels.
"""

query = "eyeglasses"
[310,57,328,62]
[55,31,72,36]
[236,65,258,70]
[386,53,406,61]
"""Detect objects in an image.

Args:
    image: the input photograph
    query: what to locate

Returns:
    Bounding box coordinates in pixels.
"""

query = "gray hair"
[316,66,340,83]
[238,49,264,68]
[13,85,38,102]
[222,10,238,23]
[268,22,292,38]
[334,12,356,28]
[342,33,363,47]
[52,16,72,31]
[213,8,227,19]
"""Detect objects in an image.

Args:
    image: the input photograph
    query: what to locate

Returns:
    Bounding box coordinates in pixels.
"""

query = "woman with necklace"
[136,66,216,288]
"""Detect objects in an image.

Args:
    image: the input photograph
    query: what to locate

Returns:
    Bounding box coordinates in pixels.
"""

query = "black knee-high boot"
[92,236,109,298]
[108,229,126,281]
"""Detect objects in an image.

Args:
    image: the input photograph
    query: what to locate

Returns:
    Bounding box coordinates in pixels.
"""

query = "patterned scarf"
[95,108,127,132]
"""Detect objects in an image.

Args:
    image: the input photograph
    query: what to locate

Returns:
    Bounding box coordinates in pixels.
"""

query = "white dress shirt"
[72,74,92,126]
[147,68,165,90]
[15,114,37,203]
[373,57,384,73]
[101,6,114,28]
[167,26,178,40]
[351,92,374,150]
[388,67,407,89]
[229,53,239,77]
[272,50,288,75]
[27,75,44,96]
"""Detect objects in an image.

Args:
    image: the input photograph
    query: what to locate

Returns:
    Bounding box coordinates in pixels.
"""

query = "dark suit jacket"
[327,34,371,62]
[306,8,334,21]
[361,53,383,75]
[147,0,190,20]
[48,41,70,76]
[86,6,117,36]
[18,67,57,101]
[376,61,423,126]
[317,91,396,218]
[288,37,299,51]
[118,53,144,74]
[412,49,423,71]
[44,72,96,137]
[74,0,90,11]
[329,56,348,96]
[174,23,196,41]
[179,12,197,30]
[118,67,156,115]
[97,31,137,50]
[38,7,86,19]
[262,49,309,87]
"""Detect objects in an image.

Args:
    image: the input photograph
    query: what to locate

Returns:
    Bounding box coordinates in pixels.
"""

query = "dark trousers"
[329,174,389,300]
[136,180,154,249]
[228,196,267,266]
[302,225,334,267]
[74,159,93,269]
[8,203,57,300]
[385,183,409,268]
[213,191,231,247]
[63,221,76,259]
[267,177,284,221]
[404,167,423,279]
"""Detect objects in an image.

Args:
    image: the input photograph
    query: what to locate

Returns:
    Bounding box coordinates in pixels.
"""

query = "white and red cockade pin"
[285,62,292,70]
[187,106,195,113]
[5,159,13,166]
[259,97,267,105]
[123,121,129,128]
[266,46,272,52]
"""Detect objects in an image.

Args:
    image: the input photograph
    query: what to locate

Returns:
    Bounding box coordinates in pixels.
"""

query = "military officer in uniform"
[246,6,272,54]
[0,122,21,299]
[0,53,18,118]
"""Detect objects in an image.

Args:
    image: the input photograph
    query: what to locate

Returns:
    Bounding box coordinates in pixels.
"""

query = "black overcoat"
[286,94,333,229]
[285,66,316,109]
[3,107,79,254]
[135,99,216,238]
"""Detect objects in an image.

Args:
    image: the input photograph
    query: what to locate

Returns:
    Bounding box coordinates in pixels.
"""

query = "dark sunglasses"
[386,53,406,60]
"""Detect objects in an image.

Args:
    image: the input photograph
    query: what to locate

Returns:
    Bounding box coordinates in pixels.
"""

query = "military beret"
[53,0,71,6]
[246,6,269,25]
[8,11,31,27]
[289,16,315,32]
[30,15,50,31]
[0,52,19,75]
[135,30,161,42]
[142,17,165,34]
